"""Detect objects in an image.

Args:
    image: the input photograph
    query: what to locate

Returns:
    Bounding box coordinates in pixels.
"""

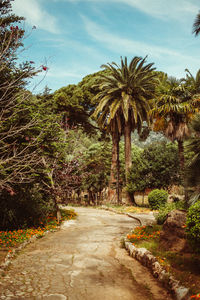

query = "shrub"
[148,189,168,210]
[0,183,55,230]
[156,201,185,224]
[186,200,200,247]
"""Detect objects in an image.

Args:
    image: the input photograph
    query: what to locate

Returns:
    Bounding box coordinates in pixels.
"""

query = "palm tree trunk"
[124,121,132,182]
[108,131,120,203]
[116,135,120,205]
[124,121,134,204]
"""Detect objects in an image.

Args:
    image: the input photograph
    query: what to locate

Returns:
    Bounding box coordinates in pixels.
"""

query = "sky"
[11,0,200,93]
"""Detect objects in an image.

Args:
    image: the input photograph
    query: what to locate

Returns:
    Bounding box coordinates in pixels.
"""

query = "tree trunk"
[116,138,120,205]
[108,131,120,203]
[178,140,184,171]
[178,140,189,203]
[124,121,132,182]
[124,121,133,204]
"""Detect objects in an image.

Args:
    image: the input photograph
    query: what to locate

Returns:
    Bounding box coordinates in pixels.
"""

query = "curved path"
[0,207,173,300]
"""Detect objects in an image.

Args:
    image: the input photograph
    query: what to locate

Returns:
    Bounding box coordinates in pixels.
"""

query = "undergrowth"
[0,209,77,249]
[127,224,200,296]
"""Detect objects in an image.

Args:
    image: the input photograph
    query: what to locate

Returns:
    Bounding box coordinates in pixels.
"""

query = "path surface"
[0,207,173,300]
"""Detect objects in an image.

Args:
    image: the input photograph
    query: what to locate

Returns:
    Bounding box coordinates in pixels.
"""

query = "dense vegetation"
[0,0,200,254]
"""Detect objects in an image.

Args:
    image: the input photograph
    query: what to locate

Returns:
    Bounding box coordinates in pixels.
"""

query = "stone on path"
[43,294,67,300]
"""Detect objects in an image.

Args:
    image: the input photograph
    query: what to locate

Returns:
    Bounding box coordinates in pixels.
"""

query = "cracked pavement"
[0,207,173,300]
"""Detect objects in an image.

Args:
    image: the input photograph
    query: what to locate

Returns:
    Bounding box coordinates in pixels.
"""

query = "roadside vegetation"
[0,208,77,265]
[126,223,200,297]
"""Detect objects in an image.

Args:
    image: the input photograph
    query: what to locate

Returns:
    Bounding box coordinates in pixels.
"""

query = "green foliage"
[0,0,37,102]
[0,183,55,230]
[64,128,98,159]
[186,200,200,247]
[193,12,200,36]
[148,189,168,210]
[143,142,180,188]
[93,56,158,132]
[126,145,146,193]
[156,201,185,224]
[127,142,180,194]
[0,2,73,229]
[81,141,111,195]
[52,70,105,134]
[185,114,200,205]
[59,208,77,220]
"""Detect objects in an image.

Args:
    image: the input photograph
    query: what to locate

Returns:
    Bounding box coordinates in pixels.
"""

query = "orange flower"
[191,294,200,299]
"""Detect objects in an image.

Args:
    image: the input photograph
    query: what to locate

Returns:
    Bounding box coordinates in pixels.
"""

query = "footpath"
[0,207,173,300]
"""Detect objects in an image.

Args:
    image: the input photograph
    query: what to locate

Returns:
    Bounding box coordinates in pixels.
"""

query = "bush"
[156,201,185,224]
[148,189,168,210]
[0,183,55,230]
[186,200,200,246]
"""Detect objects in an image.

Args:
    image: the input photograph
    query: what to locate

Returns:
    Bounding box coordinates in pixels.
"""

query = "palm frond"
[193,11,200,36]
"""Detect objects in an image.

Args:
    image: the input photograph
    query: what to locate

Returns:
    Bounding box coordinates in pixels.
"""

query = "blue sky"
[12,0,200,93]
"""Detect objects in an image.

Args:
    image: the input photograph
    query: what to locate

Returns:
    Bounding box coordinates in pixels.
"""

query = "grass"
[126,224,200,298]
[0,208,77,261]
[102,204,152,214]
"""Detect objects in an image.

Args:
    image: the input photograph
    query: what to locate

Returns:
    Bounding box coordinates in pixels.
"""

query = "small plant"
[186,200,200,247]
[156,201,185,224]
[127,225,161,245]
[148,189,168,210]
[190,294,200,299]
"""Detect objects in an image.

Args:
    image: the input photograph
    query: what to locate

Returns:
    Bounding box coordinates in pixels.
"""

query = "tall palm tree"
[93,56,158,188]
[193,11,200,36]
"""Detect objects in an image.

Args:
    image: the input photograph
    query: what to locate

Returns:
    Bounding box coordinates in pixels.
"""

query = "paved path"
[0,207,173,300]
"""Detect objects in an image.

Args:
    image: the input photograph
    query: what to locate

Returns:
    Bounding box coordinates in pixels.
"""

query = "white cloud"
[82,16,200,70]
[12,0,60,34]
[54,0,198,21]
[115,0,198,20]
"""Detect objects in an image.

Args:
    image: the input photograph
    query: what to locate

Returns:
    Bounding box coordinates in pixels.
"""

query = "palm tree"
[185,113,200,205]
[93,56,158,200]
[151,76,196,171]
[193,11,200,36]
[182,69,200,108]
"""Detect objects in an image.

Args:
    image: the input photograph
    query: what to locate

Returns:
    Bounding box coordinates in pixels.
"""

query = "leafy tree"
[0,1,42,192]
[63,128,98,159]
[81,142,111,204]
[0,0,37,102]
[126,145,146,194]
[0,1,71,228]
[142,142,180,188]
[127,142,180,196]
[52,70,107,134]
